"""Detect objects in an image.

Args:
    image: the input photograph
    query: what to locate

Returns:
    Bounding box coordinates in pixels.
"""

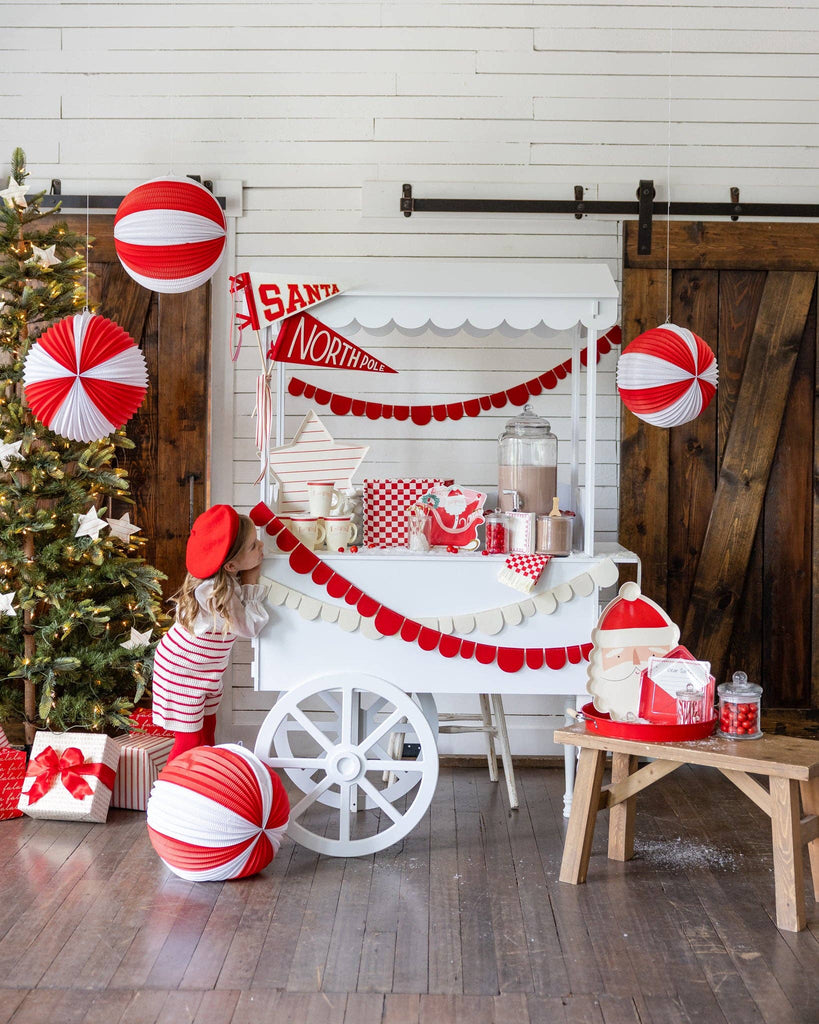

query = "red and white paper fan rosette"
[23,311,148,442]
[114,176,226,293]
[146,744,290,882]
[616,324,718,428]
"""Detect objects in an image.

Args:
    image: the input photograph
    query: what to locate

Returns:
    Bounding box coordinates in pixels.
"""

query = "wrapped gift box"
[364,478,451,547]
[0,724,10,749]
[18,731,120,823]
[111,732,173,811]
[127,707,173,738]
[1,748,26,821]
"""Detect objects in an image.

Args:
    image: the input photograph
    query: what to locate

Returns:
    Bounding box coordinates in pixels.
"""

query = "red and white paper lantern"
[114,176,226,293]
[146,744,290,882]
[23,311,148,442]
[616,324,718,428]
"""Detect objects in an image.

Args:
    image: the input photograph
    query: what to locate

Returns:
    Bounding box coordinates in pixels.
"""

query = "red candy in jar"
[717,671,762,739]
[484,509,509,555]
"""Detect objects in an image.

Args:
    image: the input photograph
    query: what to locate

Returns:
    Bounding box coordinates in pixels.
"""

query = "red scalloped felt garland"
[287,327,620,423]
[251,502,593,673]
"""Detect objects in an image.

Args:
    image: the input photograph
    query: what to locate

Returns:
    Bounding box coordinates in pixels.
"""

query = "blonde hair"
[173,514,257,634]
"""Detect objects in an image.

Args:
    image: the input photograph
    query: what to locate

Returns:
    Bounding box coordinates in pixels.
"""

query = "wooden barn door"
[620,222,818,710]
[62,215,210,597]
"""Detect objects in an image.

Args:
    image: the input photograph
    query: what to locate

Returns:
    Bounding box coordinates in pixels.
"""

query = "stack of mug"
[278,482,358,552]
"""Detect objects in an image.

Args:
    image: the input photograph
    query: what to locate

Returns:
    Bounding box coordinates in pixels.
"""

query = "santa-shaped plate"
[578,703,717,742]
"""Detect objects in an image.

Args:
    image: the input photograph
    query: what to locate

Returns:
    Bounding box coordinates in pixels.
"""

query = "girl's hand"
[239,565,262,585]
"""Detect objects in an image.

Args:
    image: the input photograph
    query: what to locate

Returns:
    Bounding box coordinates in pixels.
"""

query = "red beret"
[186,504,240,579]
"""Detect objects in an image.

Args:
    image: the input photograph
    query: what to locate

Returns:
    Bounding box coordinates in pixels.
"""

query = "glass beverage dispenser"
[498,405,558,515]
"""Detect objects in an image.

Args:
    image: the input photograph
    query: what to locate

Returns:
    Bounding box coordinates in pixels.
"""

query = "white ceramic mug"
[289,514,326,551]
[307,481,343,517]
[323,515,358,550]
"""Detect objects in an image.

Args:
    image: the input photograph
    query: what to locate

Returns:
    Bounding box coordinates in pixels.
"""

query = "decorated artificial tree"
[0,148,166,745]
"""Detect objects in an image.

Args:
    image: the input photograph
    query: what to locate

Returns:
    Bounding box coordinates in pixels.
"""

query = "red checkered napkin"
[497,554,550,593]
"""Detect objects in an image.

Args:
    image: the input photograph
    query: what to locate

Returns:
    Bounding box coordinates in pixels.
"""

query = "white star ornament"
[28,244,60,269]
[0,439,23,469]
[106,512,141,541]
[120,626,153,650]
[75,506,107,540]
[0,178,28,209]
[0,591,17,617]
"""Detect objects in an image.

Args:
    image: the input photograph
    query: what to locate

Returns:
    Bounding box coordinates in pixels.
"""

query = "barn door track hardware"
[400,183,819,255]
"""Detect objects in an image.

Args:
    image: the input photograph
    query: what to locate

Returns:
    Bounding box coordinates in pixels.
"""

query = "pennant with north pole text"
[268,311,398,374]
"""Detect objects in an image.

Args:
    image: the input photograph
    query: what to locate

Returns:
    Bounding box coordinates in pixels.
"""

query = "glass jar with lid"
[717,671,763,739]
[498,404,557,516]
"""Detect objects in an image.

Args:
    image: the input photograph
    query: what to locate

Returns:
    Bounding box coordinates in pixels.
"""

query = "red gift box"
[638,645,715,724]
[0,748,26,821]
[127,707,173,738]
[364,478,451,548]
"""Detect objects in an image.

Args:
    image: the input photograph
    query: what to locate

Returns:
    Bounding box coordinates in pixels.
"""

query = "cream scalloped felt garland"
[262,557,618,641]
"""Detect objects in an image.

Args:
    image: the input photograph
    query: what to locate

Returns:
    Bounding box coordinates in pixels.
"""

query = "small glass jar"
[536,509,573,556]
[718,671,763,739]
[676,683,705,725]
[484,510,509,554]
[406,504,431,552]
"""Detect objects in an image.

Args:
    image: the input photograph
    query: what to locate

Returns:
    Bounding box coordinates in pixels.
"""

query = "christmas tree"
[0,148,166,744]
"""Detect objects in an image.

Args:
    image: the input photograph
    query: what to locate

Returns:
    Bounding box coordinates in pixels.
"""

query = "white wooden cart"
[250,261,638,857]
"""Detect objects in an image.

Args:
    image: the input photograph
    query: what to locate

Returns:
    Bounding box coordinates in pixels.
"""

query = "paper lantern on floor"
[114,176,226,293]
[23,311,148,442]
[146,744,290,881]
[616,324,718,428]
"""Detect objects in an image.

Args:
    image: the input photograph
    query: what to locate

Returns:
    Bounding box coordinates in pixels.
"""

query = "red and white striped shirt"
[152,581,268,733]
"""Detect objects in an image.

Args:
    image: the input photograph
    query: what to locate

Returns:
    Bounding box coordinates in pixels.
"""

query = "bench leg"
[800,777,819,902]
[479,693,499,783]
[608,753,639,861]
[559,747,607,885]
[770,777,806,932]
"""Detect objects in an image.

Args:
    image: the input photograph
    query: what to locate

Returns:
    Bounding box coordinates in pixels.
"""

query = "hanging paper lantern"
[616,324,718,428]
[146,744,290,882]
[114,176,226,293]
[23,311,148,442]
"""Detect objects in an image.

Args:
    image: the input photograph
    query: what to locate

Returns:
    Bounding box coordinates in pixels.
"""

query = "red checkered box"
[364,478,450,548]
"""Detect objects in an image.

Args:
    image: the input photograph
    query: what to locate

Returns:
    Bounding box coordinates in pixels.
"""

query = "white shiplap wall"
[5,1,817,750]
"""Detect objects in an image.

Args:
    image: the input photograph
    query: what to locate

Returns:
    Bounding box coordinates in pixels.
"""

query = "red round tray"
[579,702,717,742]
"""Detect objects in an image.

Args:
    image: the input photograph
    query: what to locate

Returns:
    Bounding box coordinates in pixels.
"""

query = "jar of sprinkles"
[717,671,762,739]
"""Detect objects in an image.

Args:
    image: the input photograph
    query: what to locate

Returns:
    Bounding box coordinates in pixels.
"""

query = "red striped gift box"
[112,733,174,812]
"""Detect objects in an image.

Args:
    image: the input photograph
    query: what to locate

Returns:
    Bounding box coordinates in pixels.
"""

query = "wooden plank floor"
[1,765,817,1024]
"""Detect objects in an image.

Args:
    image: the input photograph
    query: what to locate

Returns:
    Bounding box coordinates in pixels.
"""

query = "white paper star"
[0,591,17,617]
[268,409,369,515]
[120,626,152,650]
[0,439,23,470]
[75,506,107,540]
[106,512,141,542]
[27,243,60,269]
[0,177,28,209]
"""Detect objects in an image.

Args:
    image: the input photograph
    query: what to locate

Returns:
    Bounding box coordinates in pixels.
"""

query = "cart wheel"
[262,689,437,810]
[254,673,439,857]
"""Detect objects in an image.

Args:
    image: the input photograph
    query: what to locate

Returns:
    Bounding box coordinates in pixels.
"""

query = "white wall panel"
[4,0,814,750]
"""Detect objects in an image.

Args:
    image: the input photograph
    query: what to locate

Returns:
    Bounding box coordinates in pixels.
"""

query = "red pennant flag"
[268,312,397,374]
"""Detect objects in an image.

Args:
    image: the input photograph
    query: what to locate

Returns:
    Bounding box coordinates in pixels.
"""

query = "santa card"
[638,645,714,724]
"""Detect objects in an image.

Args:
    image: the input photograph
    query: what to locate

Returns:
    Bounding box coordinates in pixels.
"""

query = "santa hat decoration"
[593,581,679,648]
[616,324,718,428]
[186,504,240,579]
[497,554,550,594]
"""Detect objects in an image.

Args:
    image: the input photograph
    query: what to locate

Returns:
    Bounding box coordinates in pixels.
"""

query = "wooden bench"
[554,724,819,932]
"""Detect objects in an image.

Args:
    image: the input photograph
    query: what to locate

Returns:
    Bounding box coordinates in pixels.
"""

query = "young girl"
[152,504,268,763]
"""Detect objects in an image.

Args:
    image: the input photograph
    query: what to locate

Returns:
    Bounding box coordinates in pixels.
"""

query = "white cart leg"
[490,693,519,810]
[479,693,499,783]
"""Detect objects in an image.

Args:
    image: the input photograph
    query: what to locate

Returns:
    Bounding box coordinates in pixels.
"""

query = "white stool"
[437,693,519,809]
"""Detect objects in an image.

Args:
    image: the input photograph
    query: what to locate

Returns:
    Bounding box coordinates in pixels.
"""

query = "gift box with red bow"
[18,732,120,823]
[1,748,26,821]
[111,732,173,811]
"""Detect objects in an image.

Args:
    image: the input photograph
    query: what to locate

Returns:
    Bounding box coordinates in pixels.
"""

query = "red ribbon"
[26,746,116,805]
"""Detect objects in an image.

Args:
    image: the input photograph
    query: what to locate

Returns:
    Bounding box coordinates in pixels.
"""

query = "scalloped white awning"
[247,260,619,333]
